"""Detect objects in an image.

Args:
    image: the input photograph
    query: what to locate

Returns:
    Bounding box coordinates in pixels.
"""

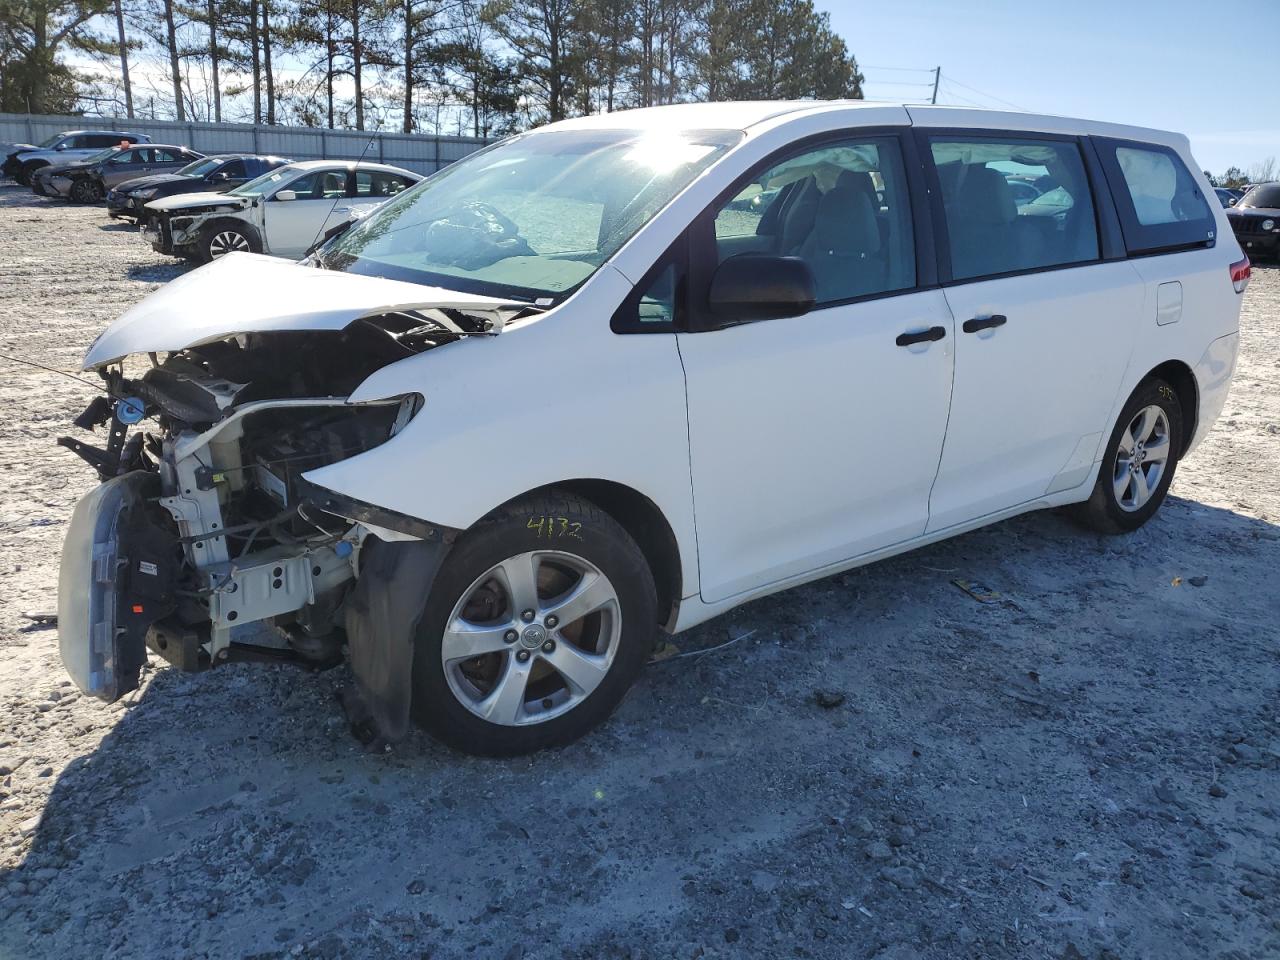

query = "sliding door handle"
[962,314,1008,333]
[895,326,947,347]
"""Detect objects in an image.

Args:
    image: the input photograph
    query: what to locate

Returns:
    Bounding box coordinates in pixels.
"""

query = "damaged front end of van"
[56,252,526,745]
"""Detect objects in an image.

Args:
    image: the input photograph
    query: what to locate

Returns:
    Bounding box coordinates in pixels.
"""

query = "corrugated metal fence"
[0,113,489,175]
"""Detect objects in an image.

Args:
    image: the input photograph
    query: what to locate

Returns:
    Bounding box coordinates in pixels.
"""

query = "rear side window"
[355,170,413,197]
[1095,139,1214,255]
[929,137,1099,281]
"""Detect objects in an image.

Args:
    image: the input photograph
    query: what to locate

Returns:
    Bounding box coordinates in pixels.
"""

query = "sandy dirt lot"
[0,184,1277,960]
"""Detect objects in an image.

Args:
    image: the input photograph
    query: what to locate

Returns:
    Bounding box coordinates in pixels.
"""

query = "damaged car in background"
[58,102,1243,758]
[142,159,420,263]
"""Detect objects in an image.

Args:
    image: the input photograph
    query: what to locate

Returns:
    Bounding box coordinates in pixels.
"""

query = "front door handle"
[895,326,947,347]
[962,314,1008,333]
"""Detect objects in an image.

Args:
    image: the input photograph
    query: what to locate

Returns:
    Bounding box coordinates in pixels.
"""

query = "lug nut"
[545,615,559,628]
[521,609,535,622]
[542,640,556,654]
[504,629,518,643]
[516,649,531,663]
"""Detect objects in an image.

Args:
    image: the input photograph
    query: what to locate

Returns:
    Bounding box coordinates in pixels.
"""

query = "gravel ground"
[0,183,1277,960]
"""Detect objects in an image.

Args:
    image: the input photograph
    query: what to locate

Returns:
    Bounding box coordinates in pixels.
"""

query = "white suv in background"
[142,160,421,262]
[59,102,1245,757]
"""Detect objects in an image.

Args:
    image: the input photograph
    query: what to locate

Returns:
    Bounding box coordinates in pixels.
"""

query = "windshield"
[1240,184,1280,209]
[321,128,741,303]
[179,157,223,177]
[230,166,297,198]
[38,134,63,148]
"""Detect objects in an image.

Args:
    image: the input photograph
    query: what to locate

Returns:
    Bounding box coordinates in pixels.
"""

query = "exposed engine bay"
[57,305,508,739]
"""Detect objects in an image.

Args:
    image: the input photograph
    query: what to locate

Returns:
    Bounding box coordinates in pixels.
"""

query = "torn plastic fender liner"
[342,536,451,747]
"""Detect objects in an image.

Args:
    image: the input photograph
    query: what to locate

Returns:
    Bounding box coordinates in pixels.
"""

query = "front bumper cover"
[58,471,176,701]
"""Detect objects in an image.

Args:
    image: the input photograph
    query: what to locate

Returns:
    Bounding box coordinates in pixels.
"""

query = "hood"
[116,172,193,194]
[83,252,518,369]
[146,190,246,212]
[3,142,36,158]
[1228,206,1280,216]
[39,158,97,177]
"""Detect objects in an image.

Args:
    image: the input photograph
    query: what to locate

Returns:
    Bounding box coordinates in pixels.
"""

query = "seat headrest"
[808,183,880,255]
[835,169,876,201]
[954,166,1017,224]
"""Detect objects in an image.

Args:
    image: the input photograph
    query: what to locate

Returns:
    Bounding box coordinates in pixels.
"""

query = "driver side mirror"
[274,189,297,202]
[54,143,68,151]
[209,171,231,182]
[708,254,815,323]
[1229,197,1238,206]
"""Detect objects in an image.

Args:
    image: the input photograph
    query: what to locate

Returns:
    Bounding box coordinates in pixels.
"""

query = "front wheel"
[198,221,258,263]
[1070,377,1183,534]
[70,178,102,203]
[412,494,657,756]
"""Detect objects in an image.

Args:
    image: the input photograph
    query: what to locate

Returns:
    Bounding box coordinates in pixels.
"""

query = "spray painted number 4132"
[527,516,583,540]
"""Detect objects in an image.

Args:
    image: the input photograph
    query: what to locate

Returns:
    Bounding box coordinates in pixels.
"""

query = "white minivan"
[58,102,1246,756]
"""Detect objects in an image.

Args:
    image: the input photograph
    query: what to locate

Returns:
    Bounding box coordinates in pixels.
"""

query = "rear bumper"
[1187,331,1240,456]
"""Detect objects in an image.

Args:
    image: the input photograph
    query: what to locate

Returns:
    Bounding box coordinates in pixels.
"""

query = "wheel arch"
[494,479,684,633]
[201,215,262,245]
[1144,359,1198,454]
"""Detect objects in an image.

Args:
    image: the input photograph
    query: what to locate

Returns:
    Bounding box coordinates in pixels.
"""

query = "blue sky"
[819,0,1280,176]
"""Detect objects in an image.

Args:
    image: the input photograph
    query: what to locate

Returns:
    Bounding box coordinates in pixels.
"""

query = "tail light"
[1230,256,1251,294]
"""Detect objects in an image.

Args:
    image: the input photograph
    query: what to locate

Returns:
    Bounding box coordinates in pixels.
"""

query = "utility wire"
[941,75,1031,112]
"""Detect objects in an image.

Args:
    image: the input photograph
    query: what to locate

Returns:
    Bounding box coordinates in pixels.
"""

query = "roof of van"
[545,101,1186,148]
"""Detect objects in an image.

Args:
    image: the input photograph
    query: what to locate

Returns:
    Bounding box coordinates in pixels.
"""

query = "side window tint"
[931,138,1099,280]
[1095,140,1216,255]
[711,138,915,304]
[221,159,247,178]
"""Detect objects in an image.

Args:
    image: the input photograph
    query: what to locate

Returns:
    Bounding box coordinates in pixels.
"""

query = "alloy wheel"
[1112,404,1171,512]
[209,230,251,258]
[441,550,621,726]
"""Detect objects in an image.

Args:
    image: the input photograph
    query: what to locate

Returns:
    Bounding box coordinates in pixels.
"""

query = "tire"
[196,221,259,263]
[17,162,42,187]
[1069,376,1183,534]
[412,493,657,756]
[70,178,102,203]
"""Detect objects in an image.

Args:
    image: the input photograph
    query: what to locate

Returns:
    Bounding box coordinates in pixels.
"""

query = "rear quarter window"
[1095,138,1215,255]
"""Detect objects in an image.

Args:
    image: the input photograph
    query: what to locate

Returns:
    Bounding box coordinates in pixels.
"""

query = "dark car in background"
[108,154,292,221]
[3,130,151,185]
[36,144,204,202]
[30,147,120,197]
[1226,182,1280,260]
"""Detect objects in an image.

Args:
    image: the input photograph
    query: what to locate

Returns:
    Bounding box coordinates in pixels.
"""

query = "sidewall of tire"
[198,221,259,263]
[411,497,656,756]
[1080,377,1184,533]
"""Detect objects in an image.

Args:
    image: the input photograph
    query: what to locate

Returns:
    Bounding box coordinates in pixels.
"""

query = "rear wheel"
[412,494,657,756]
[70,178,102,203]
[1070,377,1183,533]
